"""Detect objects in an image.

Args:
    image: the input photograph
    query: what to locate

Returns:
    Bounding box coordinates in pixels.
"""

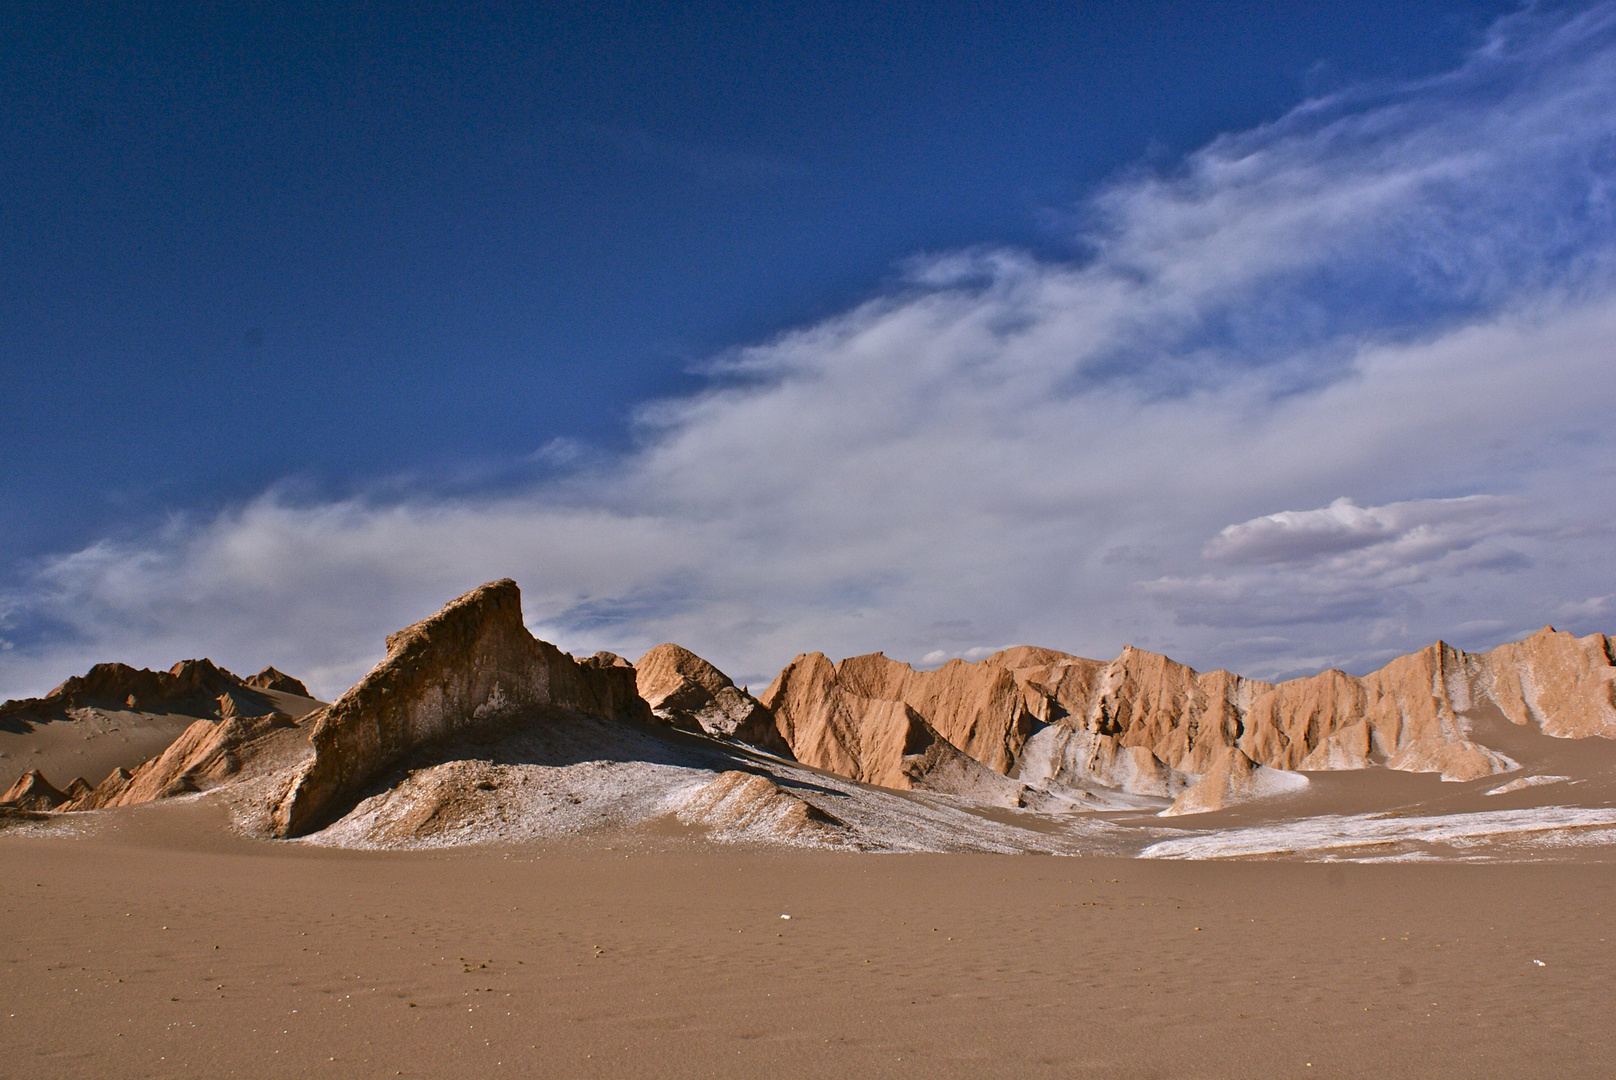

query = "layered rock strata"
[270,579,647,838]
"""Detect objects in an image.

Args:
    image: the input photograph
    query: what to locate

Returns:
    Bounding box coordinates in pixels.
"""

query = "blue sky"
[4,1,1613,698]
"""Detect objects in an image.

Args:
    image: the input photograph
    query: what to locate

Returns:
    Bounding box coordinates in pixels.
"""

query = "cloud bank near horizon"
[4,4,1616,699]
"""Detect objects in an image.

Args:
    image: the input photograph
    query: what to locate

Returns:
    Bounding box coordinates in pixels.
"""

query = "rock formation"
[270,579,648,838]
[109,712,302,806]
[0,654,320,814]
[245,667,312,697]
[1015,725,1192,800]
[4,572,1610,840]
[1,658,309,731]
[1,770,66,811]
[760,627,1616,811]
[1159,747,1308,817]
[65,767,134,811]
[765,651,1037,773]
[1480,627,1616,738]
[677,770,844,842]
[635,644,790,755]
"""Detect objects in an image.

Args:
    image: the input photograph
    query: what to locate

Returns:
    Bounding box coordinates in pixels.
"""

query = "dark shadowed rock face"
[245,667,312,697]
[1,658,286,728]
[270,579,648,838]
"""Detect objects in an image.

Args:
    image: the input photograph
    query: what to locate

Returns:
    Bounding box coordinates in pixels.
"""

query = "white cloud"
[4,4,1616,697]
[1204,495,1532,569]
[1557,595,1614,620]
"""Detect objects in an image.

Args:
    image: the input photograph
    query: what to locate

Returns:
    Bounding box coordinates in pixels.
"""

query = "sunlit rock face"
[761,628,1616,808]
[271,579,646,838]
[635,643,790,755]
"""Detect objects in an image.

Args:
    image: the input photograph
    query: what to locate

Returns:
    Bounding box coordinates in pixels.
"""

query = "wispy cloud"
[4,4,1616,697]
[1203,495,1529,568]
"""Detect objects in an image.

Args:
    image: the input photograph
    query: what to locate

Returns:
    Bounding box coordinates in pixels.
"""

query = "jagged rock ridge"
[762,627,1616,813]
[1,659,301,729]
[6,575,1614,842]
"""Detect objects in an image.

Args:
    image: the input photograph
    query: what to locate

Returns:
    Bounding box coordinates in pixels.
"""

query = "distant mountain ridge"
[3,578,1613,842]
[764,628,1616,813]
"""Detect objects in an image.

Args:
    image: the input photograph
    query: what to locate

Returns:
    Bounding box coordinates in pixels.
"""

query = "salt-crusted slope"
[271,579,646,837]
[1159,747,1308,817]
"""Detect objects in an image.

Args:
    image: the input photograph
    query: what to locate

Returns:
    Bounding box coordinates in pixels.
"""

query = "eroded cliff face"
[635,644,790,755]
[270,579,647,838]
[761,626,1616,806]
[1483,627,1616,738]
[760,652,1036,782]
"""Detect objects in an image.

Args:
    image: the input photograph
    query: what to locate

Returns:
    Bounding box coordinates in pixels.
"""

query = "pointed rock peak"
[245,667,312,696]
[271,578,646,838]
[1,769,67,810]
[383,578,522,655]
[637,644,736,696]
[637,644,789,755]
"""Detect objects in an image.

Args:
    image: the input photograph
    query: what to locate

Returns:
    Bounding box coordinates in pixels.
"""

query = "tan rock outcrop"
[635,644,790,755]
[1160,747,1308,817]
[762,652,1031,773]
[0,769,67,811]
[270,579,648,838]
[1,657,304,728]
[1483,627,1616,738]
[829,652,1037,772]
[245,667,313,697]
[677,770,844,842]
[105,712,301,807]
[758,653,1029,802]
[66,767,134,810]
[764,627,1616,800]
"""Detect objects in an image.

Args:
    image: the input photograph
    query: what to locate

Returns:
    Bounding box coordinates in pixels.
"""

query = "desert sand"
[4,578,1616,1077]
[3,799,1614,1079]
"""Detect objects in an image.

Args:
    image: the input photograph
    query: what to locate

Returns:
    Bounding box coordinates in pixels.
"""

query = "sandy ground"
[3,800,1614,1080]
[0,689,322,793]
